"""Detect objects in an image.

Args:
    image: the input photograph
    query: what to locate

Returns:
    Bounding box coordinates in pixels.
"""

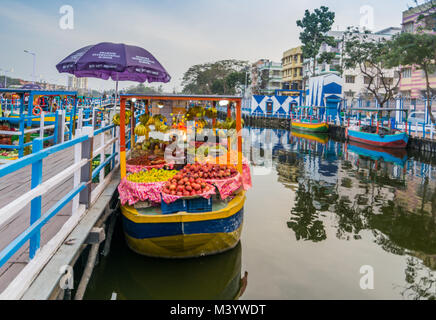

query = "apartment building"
[282,46,303,90]
[399,1,436,98]
[250,59,282,95]
[68,75,88,91]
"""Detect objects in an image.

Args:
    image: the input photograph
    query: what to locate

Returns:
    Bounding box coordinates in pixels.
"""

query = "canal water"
[84,128,436,300]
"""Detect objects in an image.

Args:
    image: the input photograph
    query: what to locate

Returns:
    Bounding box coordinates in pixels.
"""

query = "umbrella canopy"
[21,83,42,90]
[56,42,171,83]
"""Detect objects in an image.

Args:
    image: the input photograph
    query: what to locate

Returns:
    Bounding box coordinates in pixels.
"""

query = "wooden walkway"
[0,136,108,293]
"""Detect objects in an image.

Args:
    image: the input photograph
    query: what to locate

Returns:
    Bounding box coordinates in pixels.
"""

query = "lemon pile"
[127,168,178,183]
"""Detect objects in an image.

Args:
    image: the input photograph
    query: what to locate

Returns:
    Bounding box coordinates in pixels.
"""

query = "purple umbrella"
[56,42,171,101]
[21,83,42,90]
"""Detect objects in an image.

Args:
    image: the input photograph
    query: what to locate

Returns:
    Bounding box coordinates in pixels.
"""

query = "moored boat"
[291,120,329,134]
[346,125,409,149]
[117,94,250,259]
[290,105,329,133]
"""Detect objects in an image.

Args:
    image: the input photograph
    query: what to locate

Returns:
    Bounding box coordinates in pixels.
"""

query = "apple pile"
[181,163,238,180]
[162,173,213,197]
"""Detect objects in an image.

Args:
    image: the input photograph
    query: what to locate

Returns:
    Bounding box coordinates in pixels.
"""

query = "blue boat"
[346,126,409,149]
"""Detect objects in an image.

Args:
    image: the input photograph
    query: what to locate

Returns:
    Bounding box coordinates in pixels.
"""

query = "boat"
[346,125,409,149]
[290,106,329,133]
[118,94,249,259]
[291,119,329,133]
[345,107,409,149]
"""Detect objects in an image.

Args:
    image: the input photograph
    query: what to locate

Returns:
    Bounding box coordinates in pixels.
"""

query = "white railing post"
[72,128,83,215]
[91,107,96,129]
[99,121,106,184]
[60,110,66,143]
[115,126,120,164]
[80,126,94,208]
[39,113,45,140]
[77,108,83,131]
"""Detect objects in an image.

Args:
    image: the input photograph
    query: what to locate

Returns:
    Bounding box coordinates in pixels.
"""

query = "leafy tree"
[296,6,336,77]
[0,76,22,87]
[125,83,159,94]
[181,60,249,95]
[342,27,401,109]
[387,31,436,123]
[251,69,270,95]
[416,0,436,32]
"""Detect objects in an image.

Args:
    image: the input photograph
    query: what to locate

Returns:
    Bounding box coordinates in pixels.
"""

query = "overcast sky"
[0,0,416,92]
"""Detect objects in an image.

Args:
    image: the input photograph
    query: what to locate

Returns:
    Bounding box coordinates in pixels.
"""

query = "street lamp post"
[0,68,13,88]
[24,50,36,84]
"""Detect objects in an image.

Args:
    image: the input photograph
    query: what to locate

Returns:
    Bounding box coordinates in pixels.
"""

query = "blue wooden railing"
[0,119,129,270]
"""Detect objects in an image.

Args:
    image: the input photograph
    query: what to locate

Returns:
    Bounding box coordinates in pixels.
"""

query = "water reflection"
[85,217,246,300]
[247,127,436,299]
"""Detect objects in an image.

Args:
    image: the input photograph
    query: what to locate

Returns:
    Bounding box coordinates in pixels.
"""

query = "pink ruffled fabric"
[205,172,243,200]
[126,163,174,173]
[118,178,166,206]
[242,163,252,190]
[161,186,216,204]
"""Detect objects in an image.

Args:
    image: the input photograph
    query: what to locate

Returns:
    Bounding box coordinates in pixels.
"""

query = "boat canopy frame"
[346,107,409,120]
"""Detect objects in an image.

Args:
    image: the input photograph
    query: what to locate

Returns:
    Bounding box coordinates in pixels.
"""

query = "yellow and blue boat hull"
[121,192,245,258]
[291,120,329,133]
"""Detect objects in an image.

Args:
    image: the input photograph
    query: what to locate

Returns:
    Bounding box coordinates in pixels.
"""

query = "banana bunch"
[126,110,132,121]
[112,113,120,126]
[139,114,151,126]
[205,107,218,119]
[153,114,166,123]
[112,111,132,126]
[213,118,244,130]
[186,106,205,120]
[134,124,150,136]
[146,117,155,126]
[154,120,170,133]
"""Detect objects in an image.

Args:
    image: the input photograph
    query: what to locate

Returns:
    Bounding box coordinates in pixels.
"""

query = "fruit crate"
[160,196,187,215]
[186,197,212,213]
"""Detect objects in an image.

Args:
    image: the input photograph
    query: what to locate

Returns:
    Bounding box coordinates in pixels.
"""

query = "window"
[403,22,414,33]
[364,76,371,85]
[345,75,355,83]
[402,68,412,78]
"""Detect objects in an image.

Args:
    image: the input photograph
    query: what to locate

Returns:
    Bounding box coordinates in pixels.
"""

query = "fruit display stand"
[117,94,248,259]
